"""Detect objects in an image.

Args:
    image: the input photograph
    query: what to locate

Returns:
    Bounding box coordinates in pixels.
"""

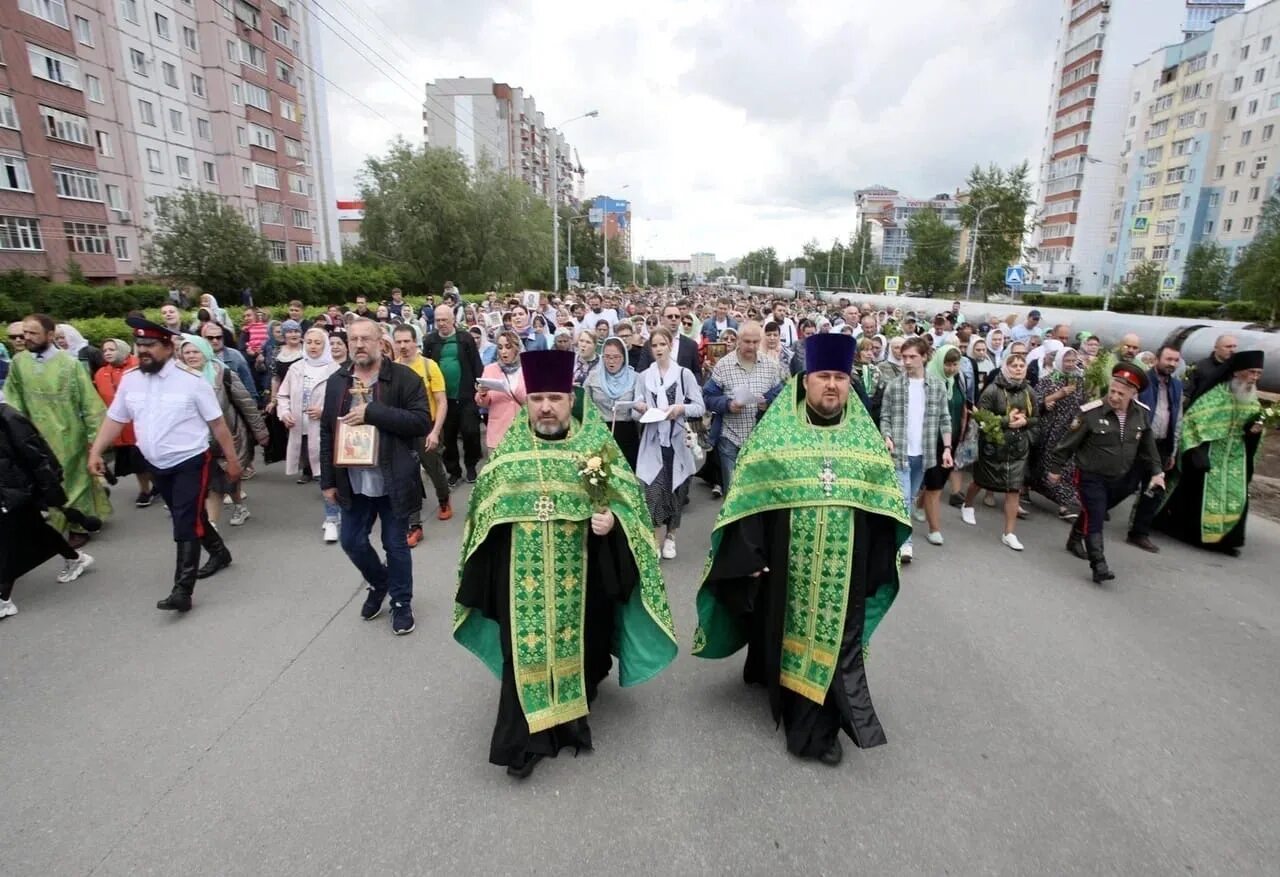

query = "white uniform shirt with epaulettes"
[105,358,223,469]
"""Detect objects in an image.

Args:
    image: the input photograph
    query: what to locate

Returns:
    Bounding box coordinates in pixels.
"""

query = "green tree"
[848,222,887,292]
[901,209,958,297]
[1118,260,1163,305]
[706,267,727,280]
[737,247,783,287]
[144,187,271,298]
[960,162,1035,300]
[1231,193,1280,320]
[1182,241,1231,300]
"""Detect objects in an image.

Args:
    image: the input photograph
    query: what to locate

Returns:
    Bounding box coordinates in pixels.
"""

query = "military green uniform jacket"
[1047,398,1161,480]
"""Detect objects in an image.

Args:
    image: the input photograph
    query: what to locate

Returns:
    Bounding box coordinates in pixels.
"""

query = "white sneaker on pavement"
[0,598,16,619]
[900,544,913,563]
[662,537,677,560]
[228,504,251,527]
[961,505,977,526]
[56,552,94,583]
[927,531,944,546]
[322,521,338,543]
[222,494,232,506]
[1002,533,1025,551]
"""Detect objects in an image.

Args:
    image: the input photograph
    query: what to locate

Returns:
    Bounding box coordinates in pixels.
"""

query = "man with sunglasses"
[7,323,25,353]
[637,305,700,372]
[200,325,258,404]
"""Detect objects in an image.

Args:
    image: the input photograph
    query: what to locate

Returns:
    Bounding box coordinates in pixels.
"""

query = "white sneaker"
[222,494,232,506]
[1002,533,1025,551]
[927,531,944,546]
[57,552,94,583]
[322,521,338,543]
[661,537,677,559]
[0,598,16,619]
[961,506,977,526]
[913,508,926,523]
[900,544,913,563]
[228,504,251,526]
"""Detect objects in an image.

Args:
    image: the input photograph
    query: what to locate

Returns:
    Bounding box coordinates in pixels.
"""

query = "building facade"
[422,77,585,207]
[853,186,963,271]
[690,251,716,276]
[1185,0,1247,38]
[0,0,338,281]
[1030,0,1187,292]
[590,195,630,257]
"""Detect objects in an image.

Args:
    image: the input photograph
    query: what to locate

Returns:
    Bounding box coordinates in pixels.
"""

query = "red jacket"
[92,358,138,447]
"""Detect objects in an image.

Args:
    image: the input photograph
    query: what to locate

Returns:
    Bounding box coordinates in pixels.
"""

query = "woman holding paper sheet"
[584,336,642,469]
[473,330,526,451]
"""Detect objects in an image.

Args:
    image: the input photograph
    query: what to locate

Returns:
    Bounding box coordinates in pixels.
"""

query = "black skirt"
[110,445,149,478]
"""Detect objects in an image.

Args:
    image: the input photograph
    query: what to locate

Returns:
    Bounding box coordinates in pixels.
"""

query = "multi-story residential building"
[1185,0,1247,38]
[853,187,963,271]
[336,197,362,252]
[1030,0,1186,293]
[690,252,716,277]
[0,0,337,282]
[422,77,586,207]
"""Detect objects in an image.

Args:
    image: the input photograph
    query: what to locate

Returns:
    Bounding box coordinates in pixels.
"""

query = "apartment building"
[0,0,337,282]
[1030,0,1186,292]
[423,77,586,207]
[853,187,963,272]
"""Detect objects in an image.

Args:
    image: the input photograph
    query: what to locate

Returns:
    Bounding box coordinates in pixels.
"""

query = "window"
[27,45,82,89]
[95,130,112,156]
[1224,218,1234,232]
[1205,220,1215,233]
[1258,155,1270,172]
[0,217,43,251]
[1155,220,1176,236]
[18,0,69,28]
[121,0,138,24]
[1235,160,1246,175]
[245,83,270,111]
[1257,67,1266,84]
[130,49,148,76]
[1153,94,1173,112]
[1242,130,1253,146]
[1265,124,1275,142]
[272,20,289,43]
[241,166,252,187]
[280,100,298,122]
[146,148,162,172]
[1243,216,1254,231]
[1250,186,1261,201]
[1249,99,1259,114]
[161,62,178,88]
[1177,110,1197,129]
[175,155,191,178]
[244,206,258,227]
[1229,106,1238,121]
[1233,75,1244,92]
[0,95,18,130]
[40,105,90,144]
[1,155,33,192]
[1160,193,1181,210]
[296,244,314,263]
[167,109,184,133]
[191,74,206,97]
[1144,146,1164,164]
[114,235,130,259]
[154,12,170,40]
[260,202,282,224]
[183,26,198,51]
[1166,166,1189,183]
[138,99,155,126]
[197,117,212,140]
[75,16,92,45]
[1229,190,1240,204]
[1188,53,1208,73]
[288,172,305,194]
[1148,119,1169,139]
[291,208,309,228]
[64,221,108,254]
[249,123,275,149]
[85,75,104,103]
[1208,192,1221,207]
[202,161,216,183]
[1129,247,1146,260]
[236,126,247,147]
[269,240,287,262]
[276,60,292,84]
[253,162,278,188]
[235,0,260,30]
[1265,36,1273,51]
[230,83,242,105]
[1141,172,1160,189]
[52,165,101,201]
[1244,44,1252,60]
[284,137,302,159]
[105,184,122,209]
[239,40,266,70]
[1138,198,1155,212]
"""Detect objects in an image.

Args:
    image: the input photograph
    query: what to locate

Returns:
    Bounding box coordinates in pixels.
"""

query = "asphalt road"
[2,466,1278,876]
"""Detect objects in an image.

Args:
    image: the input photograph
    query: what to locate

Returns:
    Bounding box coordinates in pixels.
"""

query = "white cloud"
[313,0,1150,264]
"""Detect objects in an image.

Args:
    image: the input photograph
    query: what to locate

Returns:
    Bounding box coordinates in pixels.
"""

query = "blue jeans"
[717,437,741,494]
[320,485,341,523]
[897,456,925,546]
[339,493,412,604]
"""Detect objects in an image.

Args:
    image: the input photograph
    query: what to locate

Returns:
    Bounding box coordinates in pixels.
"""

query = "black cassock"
[1156,429,1262,551]
[456,524,638,767]
[703,506,901,758]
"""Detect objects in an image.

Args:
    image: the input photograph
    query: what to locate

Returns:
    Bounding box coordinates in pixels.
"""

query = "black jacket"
[319,360,431,517]
[636,335,700,373]
[423,330,484,400]
[0,403,66,514]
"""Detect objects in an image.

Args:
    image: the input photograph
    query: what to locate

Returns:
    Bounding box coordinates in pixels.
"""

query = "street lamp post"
[964,203,998,301]
[552,110,598,294]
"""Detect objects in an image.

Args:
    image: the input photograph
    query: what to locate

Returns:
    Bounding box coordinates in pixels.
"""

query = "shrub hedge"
[1021,292,1273,323]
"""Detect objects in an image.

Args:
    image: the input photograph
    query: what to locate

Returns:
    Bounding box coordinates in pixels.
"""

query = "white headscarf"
[302,327,334,367]
[56,323,89,356]
[1027,338,1063,371]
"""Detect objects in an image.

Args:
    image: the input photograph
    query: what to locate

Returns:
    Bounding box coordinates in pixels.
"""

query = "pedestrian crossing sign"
[884,275,900,292]
[1160,275,1178,297]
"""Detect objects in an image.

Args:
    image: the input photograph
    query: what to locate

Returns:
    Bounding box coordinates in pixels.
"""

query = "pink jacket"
[475,363,526,450]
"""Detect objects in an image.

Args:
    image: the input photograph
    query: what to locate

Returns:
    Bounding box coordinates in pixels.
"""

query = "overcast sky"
[315,0,1164,262]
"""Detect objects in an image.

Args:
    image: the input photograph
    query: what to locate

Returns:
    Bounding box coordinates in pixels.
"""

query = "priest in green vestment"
[1156,350,1265,555]
[4,315,111,539]
[693,333,909,766]
[454,348,678,779]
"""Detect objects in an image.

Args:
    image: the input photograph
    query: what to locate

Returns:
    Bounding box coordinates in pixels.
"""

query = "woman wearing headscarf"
[986,327,1008,369]
[572,330,600,386]
[584,336,642,469]
[965,336,997,398]
[267,319,305,474]
[91,338,154,506]
[1026,338,1063,389]
[197,294,233,333]
[179,335,266,535]
[473,330,526,452]
[473,326,497,366]
[277,327,342,542]
[1031,345,1085,519]
[878,335,905,385]
[54,324,104,376]
[635,327,705,561]
[923,344,970,539]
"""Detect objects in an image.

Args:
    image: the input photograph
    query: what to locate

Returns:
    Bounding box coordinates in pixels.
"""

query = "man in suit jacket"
[637,303,700,372]
[1127,345,1184,553]
[423,305,485,484]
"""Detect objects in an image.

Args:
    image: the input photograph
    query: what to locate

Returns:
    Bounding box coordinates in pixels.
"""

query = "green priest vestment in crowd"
[454,406,677,767]
[694,378,909,758]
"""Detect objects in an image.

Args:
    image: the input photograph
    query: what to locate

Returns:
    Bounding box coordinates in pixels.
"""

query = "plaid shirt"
[709,352,787,446]
[879,373,953,469]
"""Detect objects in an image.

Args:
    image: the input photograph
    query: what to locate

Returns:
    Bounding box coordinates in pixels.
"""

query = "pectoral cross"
[819,459,837,496]
[533,495,556,522]
[351,378,371,405]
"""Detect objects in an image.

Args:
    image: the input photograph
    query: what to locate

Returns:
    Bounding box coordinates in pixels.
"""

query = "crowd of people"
[0,283,1269,776]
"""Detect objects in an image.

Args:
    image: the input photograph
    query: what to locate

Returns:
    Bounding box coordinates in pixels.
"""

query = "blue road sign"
[1005,266,1026,287]
[566,265,579,282]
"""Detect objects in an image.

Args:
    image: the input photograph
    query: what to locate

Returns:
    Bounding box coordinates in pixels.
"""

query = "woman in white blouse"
[634,327,705,560]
